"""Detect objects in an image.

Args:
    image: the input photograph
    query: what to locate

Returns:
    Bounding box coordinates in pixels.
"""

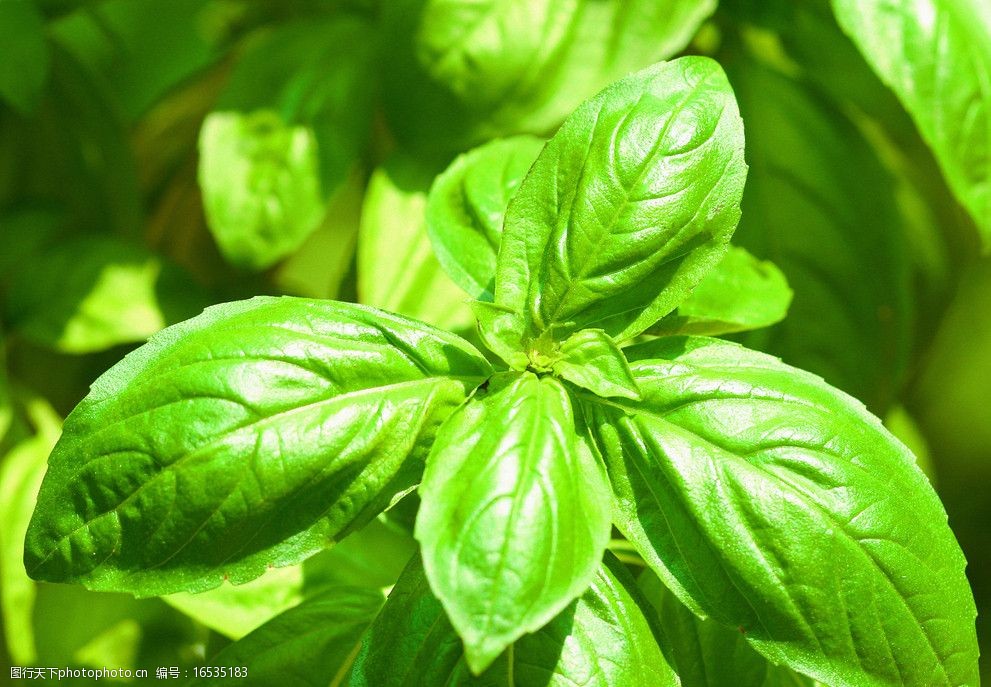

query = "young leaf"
[3,235,207,354]
[358,156,474,331]
[831,0,991,247]
[577,336,979,686]
[726,57,912,411]
[0,0,49,114]
[24,297,492,596]
[491,57,747,352]
[645,246,792,337]
[198,111,326,270]
[188,587,384,687]
[552,329,641,400]
[347,553,677,686]
[0,396,61,665]
[426,136,544,301]
[415,372,611,673]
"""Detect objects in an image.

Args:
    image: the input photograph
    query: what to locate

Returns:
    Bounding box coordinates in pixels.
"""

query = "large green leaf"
[426,136,544,301]
[347,553,677,686]
[199,17,378,269]
[646,246,792,337]
[188,587,384,687]
[358,156,474,331]
[3,235,207,354]
[577,336,978,686]
[0,0,49,114]
[831,0,991,247]
[487,57,747,360]
[25,297,491,596]
[725,56,912,411]
[415,372,611,672]
[383,0,716,150]
[0,396,61,665]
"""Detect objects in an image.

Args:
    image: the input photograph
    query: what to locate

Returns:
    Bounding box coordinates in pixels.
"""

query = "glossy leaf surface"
[416,373,611,672]
[491,57,747,350]
[578,336,979,686]
[25,297,491,596]
[347,553,677,686]
[832,0,991,246]
[426,136,544,301]
[189,587,384,687]
[646,246,792,336]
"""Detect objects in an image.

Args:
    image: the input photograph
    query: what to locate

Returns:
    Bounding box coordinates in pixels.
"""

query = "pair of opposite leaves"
[24,58,978,686]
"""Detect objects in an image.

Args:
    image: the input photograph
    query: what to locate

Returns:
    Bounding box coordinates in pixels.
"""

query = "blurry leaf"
[0,0,50,114]
[416,373,611,672]
[51,0,226,121]
[426,136,544,301]
[383,0,716,151]
[25,298,491,596]
[3,236,208,354]
[348,553,677,685]
[198,110,326,270]
[164,566,305,641]
[190,587,384,687]
[0,395,61,665]
[0,45,142,236]
[831,0,991,248]
[74,619,141,669]
[0,208,62,282]
[726,56,912,411]
[273,169,364,300]
[638,569,768,687]
[302,519,417,593]
[358,156,474,331]
[646,247,792,337]
[200,16,378,269]
[884,405,935,481]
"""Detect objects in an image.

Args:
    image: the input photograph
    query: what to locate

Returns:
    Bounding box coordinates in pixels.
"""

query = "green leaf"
[347,552,677,686]
[552,329,641,400]
[0,396,61,665]
[358,155,474,331]
[189,586,384,687]
[25,297,492,596]
[646,246,792,336]
[0,0,49,113]
[426,136,544,301]
[726,57,912,411]
[638,568,768,687]
[489,57,747,355]
[198,111,326,270]
[3,235,207,354]
[163,565,304,640]
[199,17,378,269]
[577,336,979,686]
[301,518,417,593]
[415,372,611,672]
[383,0,716,150]
[831,0,991,247]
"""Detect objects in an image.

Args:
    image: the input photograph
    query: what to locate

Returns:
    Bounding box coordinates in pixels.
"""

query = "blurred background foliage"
[0,0,988,683]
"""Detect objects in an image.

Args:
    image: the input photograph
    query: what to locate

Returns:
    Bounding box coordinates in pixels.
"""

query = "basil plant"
[24,57,978,686]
